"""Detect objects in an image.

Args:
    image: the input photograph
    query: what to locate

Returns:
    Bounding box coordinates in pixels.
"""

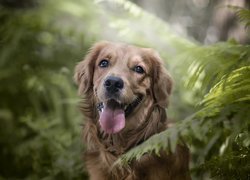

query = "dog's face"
[75,41,172,134]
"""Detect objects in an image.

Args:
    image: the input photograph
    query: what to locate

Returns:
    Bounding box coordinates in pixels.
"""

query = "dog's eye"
[134,66,144,74]
[99,59,109,68]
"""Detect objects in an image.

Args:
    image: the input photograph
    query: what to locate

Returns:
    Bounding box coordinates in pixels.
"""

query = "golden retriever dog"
[74,41,190,180]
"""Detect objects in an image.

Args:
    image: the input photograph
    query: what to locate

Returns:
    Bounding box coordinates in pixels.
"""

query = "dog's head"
[75,41,172,134]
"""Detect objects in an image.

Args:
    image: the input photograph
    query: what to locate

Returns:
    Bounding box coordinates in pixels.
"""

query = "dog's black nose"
[104,76,124,93]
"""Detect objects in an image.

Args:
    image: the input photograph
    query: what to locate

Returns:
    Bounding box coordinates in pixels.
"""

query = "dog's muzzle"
[97,95,143,134]
[96,76,143,134]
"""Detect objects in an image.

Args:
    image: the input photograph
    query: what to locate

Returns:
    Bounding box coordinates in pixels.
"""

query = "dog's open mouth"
[97,95,143,134]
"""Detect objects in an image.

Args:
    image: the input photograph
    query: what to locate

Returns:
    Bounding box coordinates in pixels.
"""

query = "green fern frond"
[227,5,250,28]
[175,43,250,92]
[118,103,250,168]
[118,60,250,168]
[200,131,250,179]
[116,117,192,165]
[201,66,250,107]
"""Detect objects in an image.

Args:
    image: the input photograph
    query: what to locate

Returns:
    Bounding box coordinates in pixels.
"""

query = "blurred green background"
[0,0,249,179]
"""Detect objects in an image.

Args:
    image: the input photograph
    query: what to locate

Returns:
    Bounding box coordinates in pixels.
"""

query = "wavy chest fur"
[79,91,190,180]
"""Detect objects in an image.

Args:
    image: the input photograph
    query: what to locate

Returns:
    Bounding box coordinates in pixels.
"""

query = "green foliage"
[228,5,250,29]
[111,2,250,179]
[200,135,250,180]
[118,46,250,178]
[0,0,249,179]
[0,0,98,179]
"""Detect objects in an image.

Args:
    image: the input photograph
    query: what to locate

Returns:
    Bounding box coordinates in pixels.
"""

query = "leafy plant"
[111,3,250,179]
[228,5,250,29]
[0,0,97,179]
[0,0,249,179]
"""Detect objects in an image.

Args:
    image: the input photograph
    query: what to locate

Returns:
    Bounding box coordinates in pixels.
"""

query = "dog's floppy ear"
[74,41,108,94]
[146,49,173,108]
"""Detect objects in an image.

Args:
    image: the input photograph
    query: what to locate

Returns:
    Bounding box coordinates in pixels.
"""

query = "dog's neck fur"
[79,90,169,179]
[100,104,166,155]
[80,90,167,155]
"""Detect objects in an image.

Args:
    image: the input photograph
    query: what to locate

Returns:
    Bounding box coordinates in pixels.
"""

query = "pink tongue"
[99,106,125,134]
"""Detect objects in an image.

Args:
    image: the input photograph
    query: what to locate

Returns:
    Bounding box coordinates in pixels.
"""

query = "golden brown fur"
[74,41,191,180]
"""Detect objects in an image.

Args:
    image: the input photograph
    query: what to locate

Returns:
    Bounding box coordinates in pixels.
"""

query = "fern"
[96,1,250,178]
[1,0,249,179]
[117,40,250,178]
[0,1,95,178]
[175,43,250,92]
[227,5,250,29]
[201,66,250,107]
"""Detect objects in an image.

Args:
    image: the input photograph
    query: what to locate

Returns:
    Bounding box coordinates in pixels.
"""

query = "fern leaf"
[227,5,250,29]
[201,66,250,107]
[118,64,250,166]
[175,43,250,91]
